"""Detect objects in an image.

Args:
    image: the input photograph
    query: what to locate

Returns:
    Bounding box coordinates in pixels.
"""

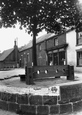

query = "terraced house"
[0,29,82,72]
[18,29,82,72]
[0,40,19,69]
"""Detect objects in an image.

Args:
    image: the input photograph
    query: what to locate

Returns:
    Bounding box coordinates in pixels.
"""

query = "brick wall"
[0,82,82,114]
[0,62,16,70]
[58,33,66,45]
[47,38,54,49]
[19,48,32,67]
[19,33,66,67]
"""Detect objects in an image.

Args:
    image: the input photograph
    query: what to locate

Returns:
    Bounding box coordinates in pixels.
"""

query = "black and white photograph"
[0,0,82,115]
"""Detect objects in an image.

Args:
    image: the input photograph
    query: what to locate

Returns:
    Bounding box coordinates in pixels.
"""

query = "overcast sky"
[0,25,46,53]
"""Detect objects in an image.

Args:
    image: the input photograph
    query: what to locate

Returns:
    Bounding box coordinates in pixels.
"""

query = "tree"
[0,0,47,66]
[0,0,82,65]
[44,0,82,32]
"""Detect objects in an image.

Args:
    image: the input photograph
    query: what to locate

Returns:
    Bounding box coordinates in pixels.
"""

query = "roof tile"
[0,48,14,61]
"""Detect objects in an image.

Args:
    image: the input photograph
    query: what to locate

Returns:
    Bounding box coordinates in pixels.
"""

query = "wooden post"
[67,65,74,80]
[26,66,34,85]
[14,40,18,67]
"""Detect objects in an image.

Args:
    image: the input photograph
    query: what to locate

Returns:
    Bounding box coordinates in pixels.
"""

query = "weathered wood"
[67,65,74,80]
[25,65,74,85]
[19,74,25,81]
[26,67,34,85]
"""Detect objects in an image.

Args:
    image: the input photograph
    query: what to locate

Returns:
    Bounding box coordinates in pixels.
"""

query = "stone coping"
[0,80,82,114]
[0,84,60,96]
[0,80,82,96]
[58,79,82,86]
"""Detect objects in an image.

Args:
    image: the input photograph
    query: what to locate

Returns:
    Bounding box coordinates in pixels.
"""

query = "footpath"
[0,68,25,80]
[0,109,82,115]
[0,109,18,115]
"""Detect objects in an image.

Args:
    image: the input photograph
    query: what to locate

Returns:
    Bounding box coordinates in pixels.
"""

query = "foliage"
[0,0,82,65]
[0,0,82,34]
[0,0,47,35]
[44,0,82,32]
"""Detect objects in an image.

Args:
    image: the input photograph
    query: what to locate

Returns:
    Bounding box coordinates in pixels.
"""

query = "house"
[18,29,82,72]
[0,40,19,70]
[19,32,67,67]
[0,29,82,72]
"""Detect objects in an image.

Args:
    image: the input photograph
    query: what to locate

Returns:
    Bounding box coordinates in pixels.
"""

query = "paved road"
[0,68,25,79]
[0,109,82,115]
[0,109,18,115]
[68,111,82,115]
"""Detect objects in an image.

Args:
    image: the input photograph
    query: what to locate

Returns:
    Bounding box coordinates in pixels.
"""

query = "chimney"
[14,40,16,47]
[14,39,18,67]
[14,38,18,47]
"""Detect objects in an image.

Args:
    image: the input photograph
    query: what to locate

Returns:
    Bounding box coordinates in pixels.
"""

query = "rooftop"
[0,48,14,61]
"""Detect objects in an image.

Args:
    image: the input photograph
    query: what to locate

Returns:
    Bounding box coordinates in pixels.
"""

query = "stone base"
[0,81,82,114]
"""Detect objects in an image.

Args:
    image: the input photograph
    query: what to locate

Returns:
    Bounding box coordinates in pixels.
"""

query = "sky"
[0,25,46,53]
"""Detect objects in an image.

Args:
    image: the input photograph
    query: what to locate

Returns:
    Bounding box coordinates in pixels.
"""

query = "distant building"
[18,29,82,72]
[0,29,82,72]
[0,40,19,69]
[19,32,67,67]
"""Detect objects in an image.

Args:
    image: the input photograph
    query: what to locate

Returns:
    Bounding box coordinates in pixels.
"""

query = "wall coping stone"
[0,85,60,96]
[58,80,82,86]
[0,80,82,96]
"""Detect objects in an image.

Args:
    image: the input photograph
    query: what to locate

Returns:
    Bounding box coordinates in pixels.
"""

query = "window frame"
[54,38,58,46]
[47,48,66,66]
[76,32,82,45]
[77,51,82,67]
[47,52,53,65]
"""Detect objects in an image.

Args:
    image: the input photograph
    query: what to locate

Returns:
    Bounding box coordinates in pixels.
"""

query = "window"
[59,51,65,65]
[54,38,58,46]
[27,54,30,63]
[47,49,66,66]
[77,32,82,45]
[53,53,58,65]
[77,51,82,66]
[24,58,27,66]
[48,53,53,65]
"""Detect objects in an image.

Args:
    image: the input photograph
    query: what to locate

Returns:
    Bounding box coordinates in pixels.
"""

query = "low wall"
[0,62,19,71]
[0,81,82,115]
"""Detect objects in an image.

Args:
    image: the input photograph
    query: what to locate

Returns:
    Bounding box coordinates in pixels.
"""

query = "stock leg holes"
[37,70,40,74]
[45,70,48,74]
[56,69,58,73]
[63,69,65,73]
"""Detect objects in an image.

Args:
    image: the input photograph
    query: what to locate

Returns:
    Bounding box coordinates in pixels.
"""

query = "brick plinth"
[0,100,8,110]
[29,95,42,105]
[0,81,82,115]
[60,83,82,101]
[73,100,82,112]
[43,96,57,105]
[17,94,28,104]
[60,103,72,114]
[50,105,59,114]
[37,105,49,115]
[8,102,19,112]
[20,105,36,115]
